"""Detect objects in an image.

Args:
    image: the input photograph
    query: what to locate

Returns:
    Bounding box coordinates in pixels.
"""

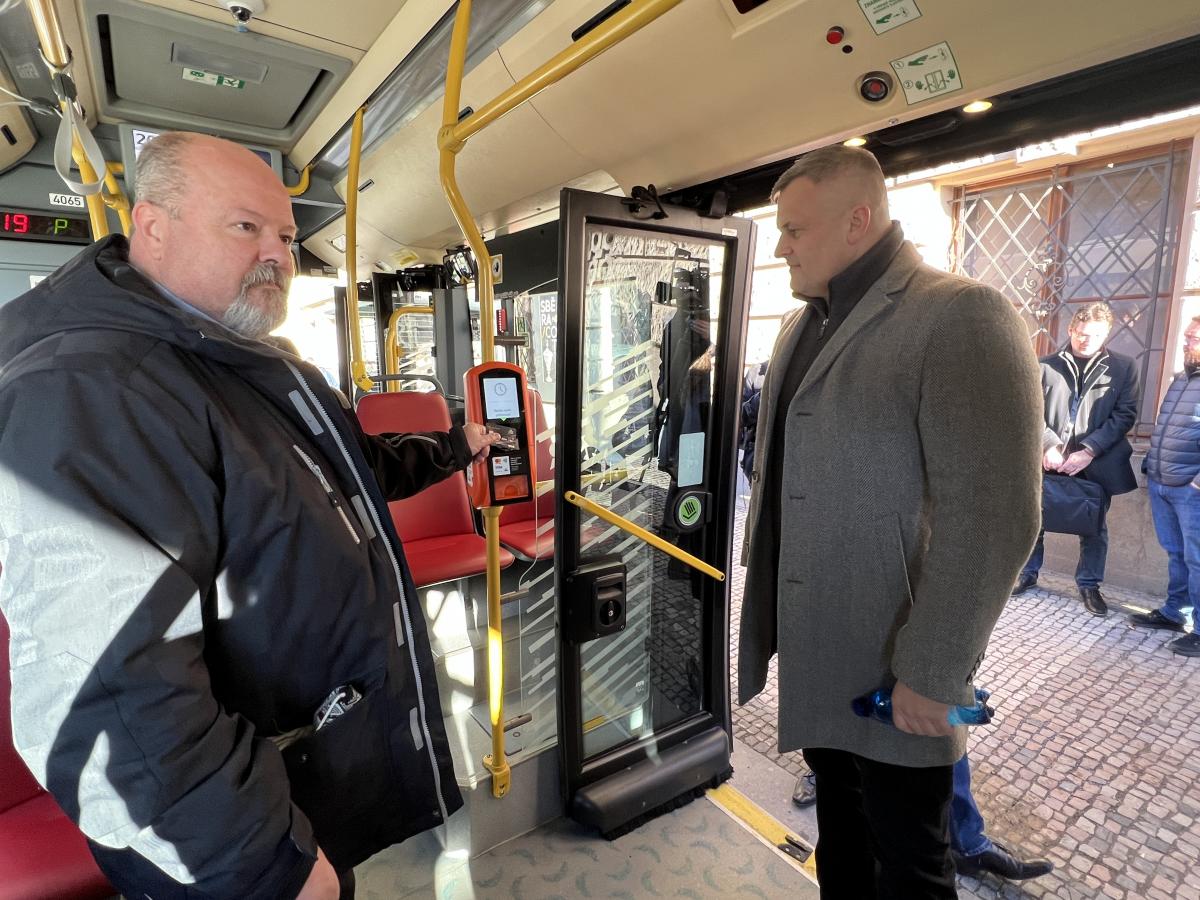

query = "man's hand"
[891,681,955,737]
[1058,448,1094,476]
[1042,445,1066,471]
[297,848,339,900]
[463,423,501,464]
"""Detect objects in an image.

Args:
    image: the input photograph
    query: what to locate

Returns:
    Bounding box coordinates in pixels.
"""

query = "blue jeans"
[949,755,992,857]
[1148,479,1200,628]
[1021,497,1111,589]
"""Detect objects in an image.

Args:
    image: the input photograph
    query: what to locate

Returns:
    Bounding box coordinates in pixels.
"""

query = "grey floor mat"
[355,794,818,899]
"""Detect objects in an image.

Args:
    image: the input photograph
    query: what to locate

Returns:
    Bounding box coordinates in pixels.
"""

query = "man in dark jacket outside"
[1128,315,1200,656]
[0,133,498,899]
[1012,302,1139,616]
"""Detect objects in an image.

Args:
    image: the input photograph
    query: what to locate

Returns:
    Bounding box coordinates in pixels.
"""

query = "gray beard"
[222,266,289,340]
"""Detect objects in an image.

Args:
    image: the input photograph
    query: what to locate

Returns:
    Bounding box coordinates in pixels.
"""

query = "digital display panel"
[1,209,91,244]
[483,376,521,420]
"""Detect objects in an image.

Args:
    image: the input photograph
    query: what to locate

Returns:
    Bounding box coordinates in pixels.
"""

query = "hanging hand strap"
[43,48,107,196]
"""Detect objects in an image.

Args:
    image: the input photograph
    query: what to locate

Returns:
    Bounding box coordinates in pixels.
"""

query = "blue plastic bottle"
[852,687,994,727]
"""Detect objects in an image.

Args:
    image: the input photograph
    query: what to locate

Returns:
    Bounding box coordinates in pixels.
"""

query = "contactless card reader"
[464,362,537,508]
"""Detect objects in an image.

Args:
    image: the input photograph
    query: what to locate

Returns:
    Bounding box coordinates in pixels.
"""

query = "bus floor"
[730,501,1200,900]
[353,791,820,898]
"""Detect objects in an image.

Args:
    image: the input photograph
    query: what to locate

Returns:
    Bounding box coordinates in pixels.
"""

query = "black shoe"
[1128,609,1185,632]
[791,772,817,808]
[1011,573,1038,596]
[1079,587,1108,617]
[1167,633,1200,657]
[953,841,1053,881]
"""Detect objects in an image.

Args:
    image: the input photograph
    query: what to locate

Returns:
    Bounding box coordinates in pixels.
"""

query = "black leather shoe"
[1128,609,1185,632]
[1011,573,1038,596]
[1167,633,1200,657]
[1080,587,1108,617]
[791,772,817,808]
[954,841,1053,881]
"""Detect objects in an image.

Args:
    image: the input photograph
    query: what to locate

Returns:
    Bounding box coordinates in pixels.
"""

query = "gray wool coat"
[738,242,1043,768]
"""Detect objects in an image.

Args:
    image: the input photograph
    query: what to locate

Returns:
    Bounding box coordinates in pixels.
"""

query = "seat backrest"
[1,601,47,815]
[500,389,555,526]
[357,391,478,541]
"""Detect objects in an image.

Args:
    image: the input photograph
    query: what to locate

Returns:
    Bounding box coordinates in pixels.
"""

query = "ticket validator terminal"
[464,361,537,508]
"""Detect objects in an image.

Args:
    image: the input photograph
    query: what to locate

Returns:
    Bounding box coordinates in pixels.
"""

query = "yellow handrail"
[564,491,726,582]
[437,0,684,800]
[383,305,434,390]
[103,163,132,236]
[286,165,311,197]
[344,106,373,392]
[25,0,110,240]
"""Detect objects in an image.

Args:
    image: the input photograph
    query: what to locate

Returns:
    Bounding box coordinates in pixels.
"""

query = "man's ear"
[130,201,168,259]
[847,203,873,244]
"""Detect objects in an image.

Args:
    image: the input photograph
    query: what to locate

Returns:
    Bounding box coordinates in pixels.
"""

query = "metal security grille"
[952,144,1192,433]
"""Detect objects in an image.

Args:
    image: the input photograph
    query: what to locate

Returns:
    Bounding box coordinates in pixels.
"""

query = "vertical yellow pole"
[344,106,374,392]
[438,0,510,799]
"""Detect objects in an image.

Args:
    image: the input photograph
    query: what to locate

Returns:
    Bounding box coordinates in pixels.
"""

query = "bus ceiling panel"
[496,0,1200,200]
[77,0,352,146]
[327,50,605,256]
[177,0,409,53]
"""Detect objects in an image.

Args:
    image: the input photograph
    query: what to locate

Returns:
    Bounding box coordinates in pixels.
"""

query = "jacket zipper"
[284,362,449,822]
[292,444,360,545]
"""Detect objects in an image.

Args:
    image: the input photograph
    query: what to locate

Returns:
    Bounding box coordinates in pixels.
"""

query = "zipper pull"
[818,317,829,339]
[293,445,361,545]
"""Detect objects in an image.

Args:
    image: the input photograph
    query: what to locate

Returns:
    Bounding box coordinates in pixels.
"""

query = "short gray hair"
[771,145,886,202]
[135,132,195,218]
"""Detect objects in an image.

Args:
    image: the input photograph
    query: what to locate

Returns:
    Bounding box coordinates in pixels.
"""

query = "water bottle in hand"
[852,686,994,727]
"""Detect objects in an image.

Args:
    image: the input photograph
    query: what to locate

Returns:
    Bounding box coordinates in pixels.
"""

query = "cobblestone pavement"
[729,503,1200,899]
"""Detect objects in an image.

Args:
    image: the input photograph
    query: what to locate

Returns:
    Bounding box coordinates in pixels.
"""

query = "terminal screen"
[483,376,521,420]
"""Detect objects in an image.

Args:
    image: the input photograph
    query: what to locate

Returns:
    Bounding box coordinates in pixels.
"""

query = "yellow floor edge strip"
[708,783,819,883]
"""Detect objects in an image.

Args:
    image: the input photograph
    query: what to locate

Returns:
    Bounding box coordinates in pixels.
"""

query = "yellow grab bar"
[564,490,725,583]
[103,163,132,236]
[438,0,683,800]
[383,305,434,391]
[26,0,110,239]
[286,165,311,198]
[343,106,373,392]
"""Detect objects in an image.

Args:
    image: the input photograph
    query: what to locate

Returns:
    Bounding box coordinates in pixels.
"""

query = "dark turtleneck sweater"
[766,222,905,572]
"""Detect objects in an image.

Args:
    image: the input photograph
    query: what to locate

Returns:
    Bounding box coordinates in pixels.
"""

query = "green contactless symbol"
[676,494,703,529]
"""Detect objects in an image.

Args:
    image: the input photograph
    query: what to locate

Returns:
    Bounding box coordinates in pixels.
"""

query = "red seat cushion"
[497,519,554,561]
[1,607,113,899]
[402,533,515,588]
[358,392,514,585]
[0,793,113,900]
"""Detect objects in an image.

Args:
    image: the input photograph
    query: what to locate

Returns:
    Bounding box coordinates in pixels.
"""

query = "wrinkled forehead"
[184,150,294,223]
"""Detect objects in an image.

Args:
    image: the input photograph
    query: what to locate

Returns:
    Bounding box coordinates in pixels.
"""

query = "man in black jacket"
[1129,316,1200,656]
[1012,302,1139,616]
[0,133,497,899]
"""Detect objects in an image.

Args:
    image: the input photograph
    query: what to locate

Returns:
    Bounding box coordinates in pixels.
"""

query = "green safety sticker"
[858,0,921,35]
[890,42,962,105]
[675,492,705,531]
[182,68,246,90]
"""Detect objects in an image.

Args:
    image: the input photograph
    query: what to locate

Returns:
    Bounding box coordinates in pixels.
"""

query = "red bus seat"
[498,390,556,560]
[357,391,514,586]
[1,605,114,900]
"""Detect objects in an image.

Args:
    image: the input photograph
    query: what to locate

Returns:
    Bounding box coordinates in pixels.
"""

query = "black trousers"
[803,748,957,899]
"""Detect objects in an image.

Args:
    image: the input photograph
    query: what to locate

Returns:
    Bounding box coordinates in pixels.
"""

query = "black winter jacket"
[1038,347,1139,495]
[0,237,465,897]
[1146,368,1200,486]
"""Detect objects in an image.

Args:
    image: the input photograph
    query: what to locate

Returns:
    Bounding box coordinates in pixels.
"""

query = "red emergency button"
[826,26,845,45]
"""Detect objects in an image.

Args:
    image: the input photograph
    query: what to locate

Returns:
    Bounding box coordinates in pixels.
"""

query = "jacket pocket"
[279,666,396,869]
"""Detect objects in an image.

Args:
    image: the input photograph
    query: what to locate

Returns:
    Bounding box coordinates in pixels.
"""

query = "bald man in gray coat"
[739,146,1042,898]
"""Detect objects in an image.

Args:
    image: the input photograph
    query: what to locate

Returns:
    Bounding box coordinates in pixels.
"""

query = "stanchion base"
[484,753,511,798]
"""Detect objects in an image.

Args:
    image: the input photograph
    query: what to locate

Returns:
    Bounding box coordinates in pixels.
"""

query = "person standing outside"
[738,145,1042,898]
[1128,315,1200,656]
[1012,302,1139,616]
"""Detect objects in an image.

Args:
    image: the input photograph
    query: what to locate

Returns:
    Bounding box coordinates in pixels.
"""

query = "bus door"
[555,188,754,836]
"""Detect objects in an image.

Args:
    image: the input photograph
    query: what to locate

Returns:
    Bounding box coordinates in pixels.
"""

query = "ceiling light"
[843,136,868,147]
[962,100,993,114]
